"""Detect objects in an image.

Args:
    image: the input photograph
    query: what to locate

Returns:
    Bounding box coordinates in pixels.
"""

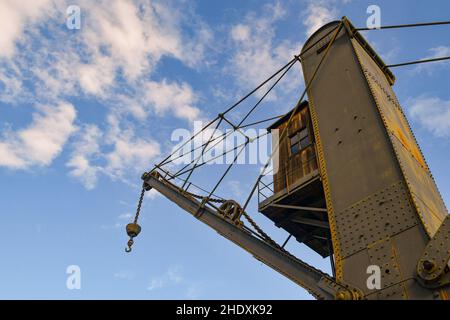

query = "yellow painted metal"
[307,94,344,281]
[350,38,448,237]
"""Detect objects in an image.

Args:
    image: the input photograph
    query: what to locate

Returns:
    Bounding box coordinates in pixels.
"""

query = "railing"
[258,152,318,204]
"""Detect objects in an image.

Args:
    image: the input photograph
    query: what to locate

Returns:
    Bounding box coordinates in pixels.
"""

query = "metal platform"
[258,169,331,257]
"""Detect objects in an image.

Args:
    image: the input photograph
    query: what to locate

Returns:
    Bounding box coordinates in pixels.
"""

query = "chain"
[172,174,282,249]
[241,211,284,251]
[179,188,225,203]
[186,186,281,248]
[134,185,146,224]
[137,170,353,299]
[174,176,281,249]
[125,185,146,253]
[241,210,353,299]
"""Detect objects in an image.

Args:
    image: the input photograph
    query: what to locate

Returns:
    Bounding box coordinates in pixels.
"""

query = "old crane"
[125,17,450,300]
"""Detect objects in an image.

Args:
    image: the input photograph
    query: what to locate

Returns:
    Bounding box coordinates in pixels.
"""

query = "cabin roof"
[267,100,309,131]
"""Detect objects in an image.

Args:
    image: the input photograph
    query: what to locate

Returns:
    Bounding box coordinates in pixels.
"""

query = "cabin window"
[289,127,310,156]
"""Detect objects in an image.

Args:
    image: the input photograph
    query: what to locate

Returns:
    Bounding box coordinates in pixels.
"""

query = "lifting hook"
[124,222,141,253]
[124,183,145,254]
[125,238,134,253]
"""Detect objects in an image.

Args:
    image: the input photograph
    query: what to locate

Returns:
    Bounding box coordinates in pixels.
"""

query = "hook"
[125,238,134,253]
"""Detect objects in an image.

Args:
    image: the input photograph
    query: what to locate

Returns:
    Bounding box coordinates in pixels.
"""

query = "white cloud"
[147,265,184,291]
[148,278,165,291]
[75,0,212,86]
[100,222,122,230]
[118,212,133,220]
[67,124,102,190]
[167,265,184,284]
[78,57,115,97]
[67,115,162,189]
[144,80,201,121]
[413,46,450,74]
[186,284,201,300]
[147,265,202,298]
[106,136,160,177]
[100,211,137,230]
[227,180,243,197]
[0,0,211,105]
[231,24,251,42]
[85,0,152,80]
[0,143,26,169]
[228,2,302,97]
[0,102,77,169]
[427,46,450,59]
[104,115,161,180]
[114,270,135,280]
[0,70,23,103]
[67,155,98,188]
[145,188,161,200]
[303,0,339,37]
[0,0,208,188]
[0,0,53,58]
[408,95,450,138]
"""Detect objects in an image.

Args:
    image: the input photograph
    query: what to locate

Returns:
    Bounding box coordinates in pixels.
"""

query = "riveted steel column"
[300,17,449,299]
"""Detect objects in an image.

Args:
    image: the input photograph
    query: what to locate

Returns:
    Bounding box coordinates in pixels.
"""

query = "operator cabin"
[258,100,332,259]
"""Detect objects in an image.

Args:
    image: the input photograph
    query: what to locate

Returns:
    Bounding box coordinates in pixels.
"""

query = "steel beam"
[143,172,356,300]
[291,217,330,229]
[269,203,327,212]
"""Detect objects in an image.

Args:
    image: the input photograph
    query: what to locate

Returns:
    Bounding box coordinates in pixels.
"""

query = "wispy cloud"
[147,265,201,299]
[413,46,450,74]
[407,95,450,138]
[118,213,133,220]
[0,102,77,169]
[67,124,102,190]
[227,2,303,97]
[0,0,210,190]
[145,189,161,200]
[101,212,137,230]
[147,265,184,291]
[66,115,161,189]
[0,0,54,58]
[302,0,339,37]
[104,114,161,181]
[114,270,135,280]
[227,180,243,197]
[144,80,201,122]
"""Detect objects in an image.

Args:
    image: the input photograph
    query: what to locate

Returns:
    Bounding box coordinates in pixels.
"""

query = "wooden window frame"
[289,124,312,157]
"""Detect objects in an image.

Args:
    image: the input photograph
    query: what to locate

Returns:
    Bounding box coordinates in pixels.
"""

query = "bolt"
[335,290,350,300]
[422,260,435,273]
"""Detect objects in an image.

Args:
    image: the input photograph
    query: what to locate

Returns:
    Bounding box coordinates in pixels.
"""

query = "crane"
[125,17,450,300]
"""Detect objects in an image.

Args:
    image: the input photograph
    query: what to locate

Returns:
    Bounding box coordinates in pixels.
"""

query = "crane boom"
[142,171,361,300]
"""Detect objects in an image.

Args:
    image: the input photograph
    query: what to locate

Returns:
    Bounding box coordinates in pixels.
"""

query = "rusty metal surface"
[300,18,449,299]
[367,238,406,298]
[300,20,405,283]
[335,181,419,259]
[351,39,448,237]
[417,215,450,287]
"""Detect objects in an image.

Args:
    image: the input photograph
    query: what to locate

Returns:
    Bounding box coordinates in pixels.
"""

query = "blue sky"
[0,0,449,299]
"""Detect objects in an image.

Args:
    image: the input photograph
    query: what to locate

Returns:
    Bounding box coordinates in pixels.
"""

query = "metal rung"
[291,217,330,229]
[269,203,327,213]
